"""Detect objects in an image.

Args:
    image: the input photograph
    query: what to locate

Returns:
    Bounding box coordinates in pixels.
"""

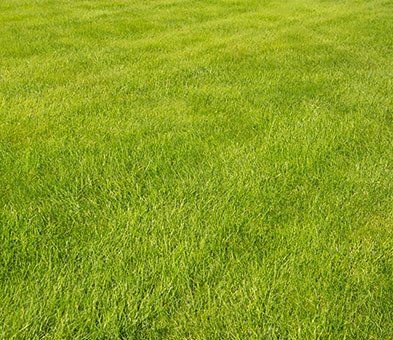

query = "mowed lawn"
[1,0,392,338]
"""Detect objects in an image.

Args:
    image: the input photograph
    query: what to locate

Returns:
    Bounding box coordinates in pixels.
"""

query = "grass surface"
[1,0,393,338]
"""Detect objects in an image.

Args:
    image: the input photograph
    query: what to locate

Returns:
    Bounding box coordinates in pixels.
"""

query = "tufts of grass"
[1,0,392,338]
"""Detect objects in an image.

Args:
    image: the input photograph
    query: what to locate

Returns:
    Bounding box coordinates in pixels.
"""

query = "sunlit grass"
[1,0,392,338]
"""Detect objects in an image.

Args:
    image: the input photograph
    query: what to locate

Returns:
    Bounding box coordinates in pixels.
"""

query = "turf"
[1,0,392,338]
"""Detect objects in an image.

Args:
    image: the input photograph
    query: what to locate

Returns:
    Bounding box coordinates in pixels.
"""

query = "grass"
[1,0,392,338]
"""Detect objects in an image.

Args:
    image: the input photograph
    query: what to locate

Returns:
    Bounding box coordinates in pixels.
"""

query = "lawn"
[1,0,392,338]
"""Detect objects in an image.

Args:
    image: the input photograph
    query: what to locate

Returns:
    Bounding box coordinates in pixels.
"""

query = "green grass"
[1,0,392,338]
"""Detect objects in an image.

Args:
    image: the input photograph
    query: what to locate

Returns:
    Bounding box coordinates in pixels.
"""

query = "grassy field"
[1,0,392,338]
